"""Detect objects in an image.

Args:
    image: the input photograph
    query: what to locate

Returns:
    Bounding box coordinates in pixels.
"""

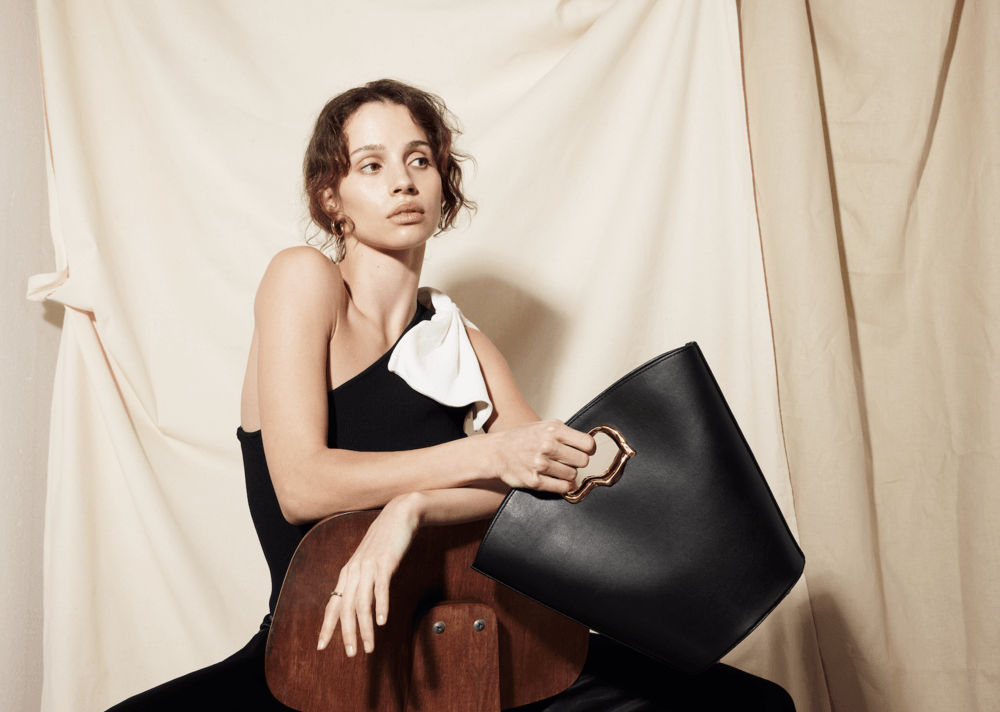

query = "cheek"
[341,183,383,221]
[423,181,443,222]
[425,174,444,207]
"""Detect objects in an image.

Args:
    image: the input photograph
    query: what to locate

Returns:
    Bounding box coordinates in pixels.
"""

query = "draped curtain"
[31,1,998,710]
[741,1,999,710]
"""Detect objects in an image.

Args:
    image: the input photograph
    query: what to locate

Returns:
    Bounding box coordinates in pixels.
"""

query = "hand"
[317,494,421,656]
[488,419,596,494]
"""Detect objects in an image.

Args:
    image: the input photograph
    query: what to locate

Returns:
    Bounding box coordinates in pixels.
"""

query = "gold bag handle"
[562,424,636,504]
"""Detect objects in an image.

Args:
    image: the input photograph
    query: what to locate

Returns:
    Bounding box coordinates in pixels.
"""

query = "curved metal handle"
[562,424,636,504]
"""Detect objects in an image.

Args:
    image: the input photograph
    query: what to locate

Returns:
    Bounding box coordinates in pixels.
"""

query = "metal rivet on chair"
[473,619,486,632]
[433,621,445,634]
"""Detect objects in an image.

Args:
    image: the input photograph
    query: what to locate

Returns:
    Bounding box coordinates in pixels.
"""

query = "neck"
[338,239,425,338]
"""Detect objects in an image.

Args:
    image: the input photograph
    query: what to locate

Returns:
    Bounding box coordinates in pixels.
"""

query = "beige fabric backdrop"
[31,1,827,710]
[742,1,999,711]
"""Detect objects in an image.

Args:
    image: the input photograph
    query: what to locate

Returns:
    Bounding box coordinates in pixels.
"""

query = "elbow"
[270,457,356,525]
[274,485,313,526]
[278,500,313,527]
[270,464,323,526]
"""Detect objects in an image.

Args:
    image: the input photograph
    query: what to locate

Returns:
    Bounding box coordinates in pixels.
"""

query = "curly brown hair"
[303,79,475,256]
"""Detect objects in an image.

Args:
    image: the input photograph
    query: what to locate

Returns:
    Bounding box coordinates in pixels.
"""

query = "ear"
[321,188,340,215]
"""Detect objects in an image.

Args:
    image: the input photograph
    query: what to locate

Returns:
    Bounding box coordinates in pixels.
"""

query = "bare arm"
[398,325,558,522]
[253,248,594,655]
[315,327,583,655]
[255,247,592,524]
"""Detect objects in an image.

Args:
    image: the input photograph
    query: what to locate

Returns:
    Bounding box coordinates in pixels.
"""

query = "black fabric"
[238,430,312,617]
[106,305,795,711]
[238,302,467,616]
[513,635,795,712]
[107,632,795,712]
[105,628,296,712]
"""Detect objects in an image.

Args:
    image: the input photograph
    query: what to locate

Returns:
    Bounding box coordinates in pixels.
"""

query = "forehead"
[343,102,427,151]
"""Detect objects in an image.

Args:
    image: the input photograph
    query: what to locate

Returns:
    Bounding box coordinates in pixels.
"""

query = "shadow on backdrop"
[40,299,64,330]
[438,275,567,418]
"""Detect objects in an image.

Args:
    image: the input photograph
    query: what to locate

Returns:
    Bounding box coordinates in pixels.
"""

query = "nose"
[391,163,417,195]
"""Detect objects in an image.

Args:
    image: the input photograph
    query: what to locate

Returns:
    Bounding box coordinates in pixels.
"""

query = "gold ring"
[331,591,343,597]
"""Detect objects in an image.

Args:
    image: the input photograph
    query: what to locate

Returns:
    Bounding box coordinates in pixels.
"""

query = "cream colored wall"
[1,0,61,709]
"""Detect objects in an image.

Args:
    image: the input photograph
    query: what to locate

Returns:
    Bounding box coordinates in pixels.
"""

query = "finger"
[340,567,361,657]
[355,562,377,654]
[552,443,590,470]
[542,460,579,483]
[374,565,391,628]
[317,569,347,650]
[556,425,597,454]
[533,473,575,494]
[340,603,358,657]
[317,593,343,650]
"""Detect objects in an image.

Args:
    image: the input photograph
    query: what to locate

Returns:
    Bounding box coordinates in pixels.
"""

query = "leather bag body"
[472,342,804,674]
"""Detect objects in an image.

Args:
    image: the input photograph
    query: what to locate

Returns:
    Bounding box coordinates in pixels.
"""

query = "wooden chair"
[265,512,589,711]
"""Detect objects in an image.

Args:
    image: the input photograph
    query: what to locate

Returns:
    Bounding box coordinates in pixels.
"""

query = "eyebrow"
[350,140,430,156]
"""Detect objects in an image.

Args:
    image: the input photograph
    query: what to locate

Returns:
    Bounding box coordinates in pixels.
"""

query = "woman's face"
[332,101,443,253]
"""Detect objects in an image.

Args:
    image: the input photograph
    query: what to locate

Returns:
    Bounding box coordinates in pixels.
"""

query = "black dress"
[107,303,795,711]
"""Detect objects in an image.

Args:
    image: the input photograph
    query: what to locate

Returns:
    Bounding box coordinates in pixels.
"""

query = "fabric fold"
[26,267,69,302]
[388,287,494,431]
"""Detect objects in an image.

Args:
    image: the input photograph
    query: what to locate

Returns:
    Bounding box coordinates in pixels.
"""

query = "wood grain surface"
[265,511,588,711]
[404,602,499,712]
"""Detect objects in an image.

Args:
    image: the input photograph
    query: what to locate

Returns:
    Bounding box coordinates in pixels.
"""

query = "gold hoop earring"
[328,221,346,263]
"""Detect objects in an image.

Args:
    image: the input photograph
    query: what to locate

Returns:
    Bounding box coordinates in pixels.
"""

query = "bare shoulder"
[466,326,539,428]
[466,327,509,373]
[255,246,346,316]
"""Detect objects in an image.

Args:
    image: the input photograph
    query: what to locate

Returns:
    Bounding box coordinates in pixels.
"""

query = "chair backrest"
[265,511,589,711]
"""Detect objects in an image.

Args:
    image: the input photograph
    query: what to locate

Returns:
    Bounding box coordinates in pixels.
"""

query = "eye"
[410,155,431,168]
[359,161,381,174]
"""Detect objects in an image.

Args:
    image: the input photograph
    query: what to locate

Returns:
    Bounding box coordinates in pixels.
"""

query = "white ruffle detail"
[388,287,494,431]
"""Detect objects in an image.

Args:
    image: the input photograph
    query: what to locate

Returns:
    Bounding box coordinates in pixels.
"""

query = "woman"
[108,79,794,711]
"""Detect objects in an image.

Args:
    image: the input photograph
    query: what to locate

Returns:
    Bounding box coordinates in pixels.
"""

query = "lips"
[389,202,423,218]
[388,202,425,225]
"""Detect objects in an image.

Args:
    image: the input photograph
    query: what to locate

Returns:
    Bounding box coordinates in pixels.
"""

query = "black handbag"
[472,342,804,674]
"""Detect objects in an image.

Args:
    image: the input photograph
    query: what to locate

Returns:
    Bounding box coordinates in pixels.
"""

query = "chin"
[360,234,434,255]
[350,218,439,251]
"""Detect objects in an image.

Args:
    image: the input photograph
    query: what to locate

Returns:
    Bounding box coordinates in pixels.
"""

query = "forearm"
[316,479,509,654]
[273,434,498,524]
[408,480,510,527]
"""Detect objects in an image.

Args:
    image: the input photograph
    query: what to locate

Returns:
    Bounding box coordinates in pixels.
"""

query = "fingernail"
[377,614,385,625]
[317,639,325,651]
[364,640,373,653]
[346,645,354,657]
